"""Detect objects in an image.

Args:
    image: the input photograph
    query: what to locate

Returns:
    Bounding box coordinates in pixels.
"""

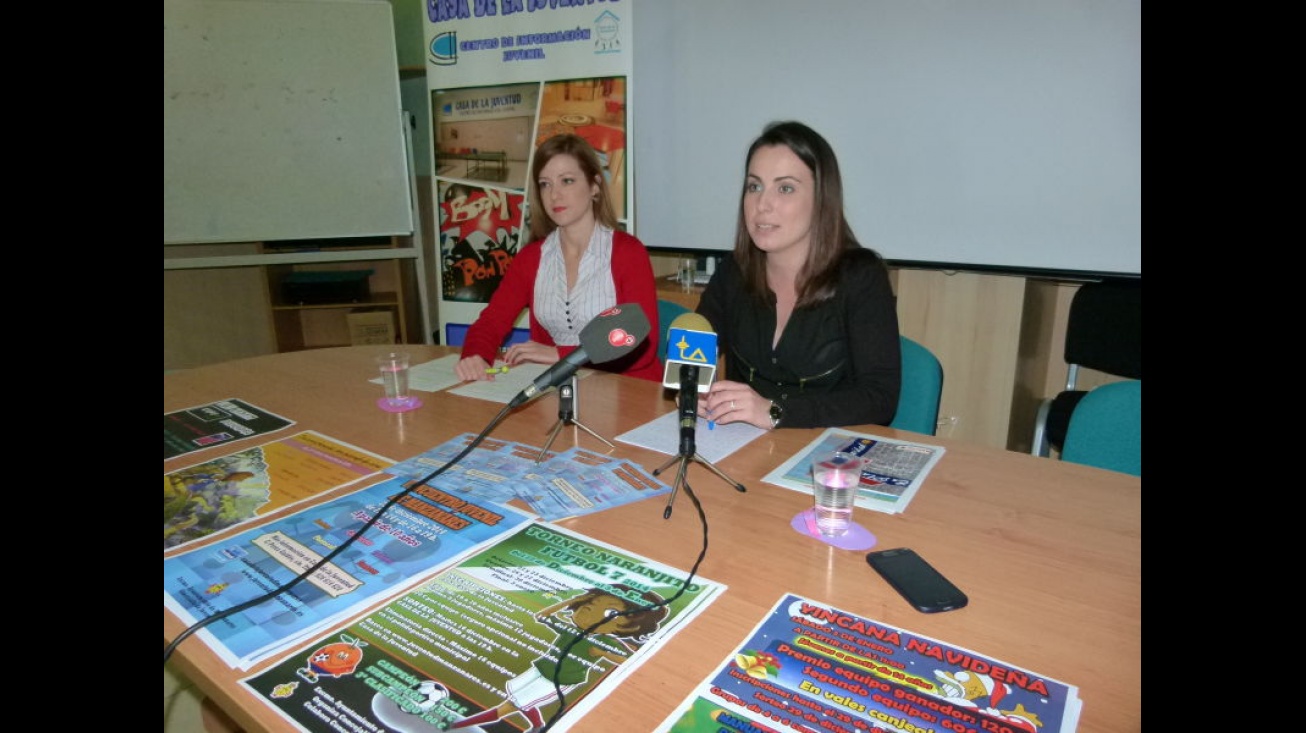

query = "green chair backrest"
[656,299,691,364]
[1060,380,1141,476]
[890,336,943,436]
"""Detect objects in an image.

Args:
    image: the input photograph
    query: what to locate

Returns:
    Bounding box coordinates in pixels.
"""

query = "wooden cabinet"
[261,237,421,352]
[164,236,429,370]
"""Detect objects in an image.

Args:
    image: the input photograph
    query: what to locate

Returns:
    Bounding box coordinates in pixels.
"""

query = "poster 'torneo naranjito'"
[243,522,724,733]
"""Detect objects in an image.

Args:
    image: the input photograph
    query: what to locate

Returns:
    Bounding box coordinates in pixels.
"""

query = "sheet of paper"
[615,409,766,464]
[365,355,597,403]
[447,364,593,404]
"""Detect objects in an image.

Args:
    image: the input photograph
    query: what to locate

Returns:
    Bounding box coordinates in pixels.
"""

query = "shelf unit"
[262,236,421,352]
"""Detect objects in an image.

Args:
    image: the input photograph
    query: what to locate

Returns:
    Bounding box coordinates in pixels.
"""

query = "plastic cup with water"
[375,351,419,412]
[811,451,862,537]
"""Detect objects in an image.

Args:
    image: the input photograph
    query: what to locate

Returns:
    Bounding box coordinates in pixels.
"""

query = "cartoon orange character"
[305,634,369,679]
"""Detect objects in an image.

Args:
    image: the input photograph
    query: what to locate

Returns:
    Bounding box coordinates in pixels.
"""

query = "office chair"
[442,323,530,348]
[1060,380,1141,476]
[656,299,691,364]
[890,336,943,436]
[1031,279,1141,457]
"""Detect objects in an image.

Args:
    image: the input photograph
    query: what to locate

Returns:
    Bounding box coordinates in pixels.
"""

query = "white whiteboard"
[164,0,413,244]
[633,0,1141,277]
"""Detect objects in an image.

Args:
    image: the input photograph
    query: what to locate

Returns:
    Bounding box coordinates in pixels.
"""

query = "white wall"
[633,0,1141,276]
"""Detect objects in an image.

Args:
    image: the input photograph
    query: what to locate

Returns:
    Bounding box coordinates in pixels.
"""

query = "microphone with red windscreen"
[507,303,651,408]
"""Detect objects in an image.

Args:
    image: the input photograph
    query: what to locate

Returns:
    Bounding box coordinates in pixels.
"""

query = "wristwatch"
[768,400,784,429]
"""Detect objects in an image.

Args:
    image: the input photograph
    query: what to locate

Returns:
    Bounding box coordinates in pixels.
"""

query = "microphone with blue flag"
[654,312,747,518]
[661,312,717,392]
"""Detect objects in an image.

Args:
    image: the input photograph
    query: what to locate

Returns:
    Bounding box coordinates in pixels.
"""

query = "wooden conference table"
[164,345,1141,732]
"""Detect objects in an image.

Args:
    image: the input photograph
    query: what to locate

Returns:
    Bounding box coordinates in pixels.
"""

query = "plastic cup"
[678,258,696,289]
[811,451,862,537]
[376,351,413,407]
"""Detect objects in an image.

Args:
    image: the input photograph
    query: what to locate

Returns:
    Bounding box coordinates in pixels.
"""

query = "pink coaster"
[790,509,877,551]
[377,396,423,413]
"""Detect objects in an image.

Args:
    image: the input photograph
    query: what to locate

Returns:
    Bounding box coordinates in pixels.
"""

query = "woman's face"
[743,144,814,259]
[537,153,599,231]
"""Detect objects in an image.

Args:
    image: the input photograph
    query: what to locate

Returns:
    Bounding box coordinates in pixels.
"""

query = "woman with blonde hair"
[455,134,661,383]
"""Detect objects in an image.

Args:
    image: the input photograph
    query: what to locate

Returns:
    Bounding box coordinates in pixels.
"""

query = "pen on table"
[486,365,509,375]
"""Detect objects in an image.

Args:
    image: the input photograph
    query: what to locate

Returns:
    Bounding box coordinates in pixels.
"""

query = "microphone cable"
[163,401,516,667]
[541,473,711,732]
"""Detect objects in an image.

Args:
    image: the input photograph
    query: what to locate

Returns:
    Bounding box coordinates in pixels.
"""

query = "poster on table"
[164,431,394,551]
[164,398,295,460]
[163,474,532,670]
[654,593,1082,733]
[763,428,947,515]
[425,2,633,308]
[384,432,673,522]
[243,522,724,733]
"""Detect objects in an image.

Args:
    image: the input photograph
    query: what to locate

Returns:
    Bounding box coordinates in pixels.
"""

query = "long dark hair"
[528,133,618,241]
[732,121,882,307]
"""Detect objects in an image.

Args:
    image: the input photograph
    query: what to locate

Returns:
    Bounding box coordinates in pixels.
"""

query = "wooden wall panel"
[164,244,275,371]
[894,269,1026,448]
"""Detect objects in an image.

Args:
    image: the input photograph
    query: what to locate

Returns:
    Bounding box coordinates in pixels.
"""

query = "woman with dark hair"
[454,133,661,383]
[697,121,901,429]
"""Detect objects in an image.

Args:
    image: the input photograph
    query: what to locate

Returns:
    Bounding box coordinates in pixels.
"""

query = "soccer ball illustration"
[411,680,449,713]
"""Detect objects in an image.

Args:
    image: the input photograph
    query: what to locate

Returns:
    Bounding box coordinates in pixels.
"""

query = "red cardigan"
[459,230,663,382]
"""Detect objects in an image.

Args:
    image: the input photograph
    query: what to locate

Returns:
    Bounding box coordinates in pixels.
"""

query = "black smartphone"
[866,548,968,613]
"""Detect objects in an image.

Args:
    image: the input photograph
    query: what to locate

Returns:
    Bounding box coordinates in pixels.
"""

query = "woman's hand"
[504,341,560,366]
[701,380,771,430]
[454,355,492,382]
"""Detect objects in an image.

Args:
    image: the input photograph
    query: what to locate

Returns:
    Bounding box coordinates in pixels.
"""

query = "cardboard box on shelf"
[347,309,395,345]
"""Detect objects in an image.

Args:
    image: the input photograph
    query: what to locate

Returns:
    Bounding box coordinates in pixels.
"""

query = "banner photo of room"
[535,76,628,222]
[422,7,634,333]
[431,82,539,188]
[437,181,526,304]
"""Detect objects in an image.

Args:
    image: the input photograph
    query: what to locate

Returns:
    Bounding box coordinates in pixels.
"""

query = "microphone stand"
[655,366,747,518]
[535,376,615,463]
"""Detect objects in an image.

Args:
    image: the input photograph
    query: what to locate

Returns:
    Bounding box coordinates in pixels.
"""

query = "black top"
[697,249,902,428]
